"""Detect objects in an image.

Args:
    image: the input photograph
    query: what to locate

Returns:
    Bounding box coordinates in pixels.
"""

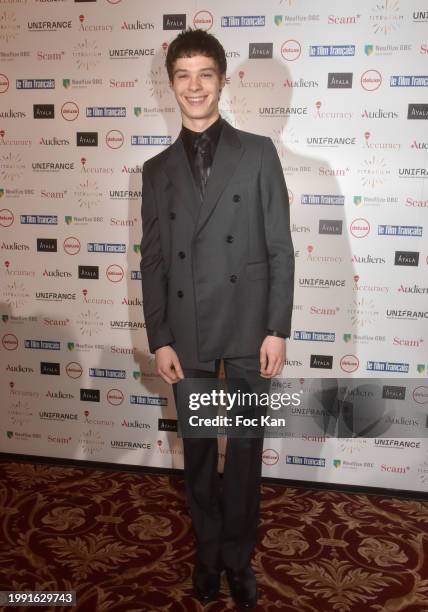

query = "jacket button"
[177,290,184,298]
[232,194,240,203]
[229,274,237,283]
[178,251,186,259]
[169,212,176,220]
[226,235,234,243]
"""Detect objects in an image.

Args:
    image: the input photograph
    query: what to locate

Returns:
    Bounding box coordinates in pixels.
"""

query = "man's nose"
[188,76,202,90]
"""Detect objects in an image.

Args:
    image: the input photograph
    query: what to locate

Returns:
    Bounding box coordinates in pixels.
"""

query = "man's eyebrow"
[173,67,217,74]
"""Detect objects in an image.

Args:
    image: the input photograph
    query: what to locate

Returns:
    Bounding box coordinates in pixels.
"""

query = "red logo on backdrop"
[66,362,83,379]
[61,101,79,121]
[193,10,213,30]
[0,74,9,93]
[106,264,124,282]
[340,354,359,373]
[288,189,294,204]
[106,130,124,149]
[262,449,279,465]
[2,333,18,350]
[107,388,124,405]
[360,70,382,91]
[353,275,360,283]
[350,218,370,238]
[63,236,81,255]
[281,40,301,61]
[0,209,14,227]
[413,386,428,404]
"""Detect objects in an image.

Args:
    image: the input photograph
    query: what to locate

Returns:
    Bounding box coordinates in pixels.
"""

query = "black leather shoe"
[192,562,222,603]
[225,566,257,609]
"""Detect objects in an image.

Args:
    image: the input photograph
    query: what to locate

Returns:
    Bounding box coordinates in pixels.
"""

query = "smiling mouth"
[185,96,208,105]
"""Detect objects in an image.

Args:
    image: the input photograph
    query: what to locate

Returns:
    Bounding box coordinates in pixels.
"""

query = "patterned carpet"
[0,460,427,612]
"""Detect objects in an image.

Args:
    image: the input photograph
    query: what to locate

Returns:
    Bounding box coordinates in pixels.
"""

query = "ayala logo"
[76,132,98,146]
[310,354,333,369]
[78,265,99,279]
[80,388,100,402]
[382,385,406,400]
[33,104,55,119]
[163,14,186,30]
[37,238,57,252]
[249,43,273,59]
[40,362,60,376]
[319,219,343,234]
[328,72,353,88]
[394,251,419,266]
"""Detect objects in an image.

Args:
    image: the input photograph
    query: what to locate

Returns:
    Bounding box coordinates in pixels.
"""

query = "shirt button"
[177,290,184,298]
[232,194,241,203]
[178,251,186,259]
[169,212,176,220]
[229,274,237,283]
[226,235,234,243]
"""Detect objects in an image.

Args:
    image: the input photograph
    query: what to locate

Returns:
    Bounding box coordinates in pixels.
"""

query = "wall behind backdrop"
[0,0,427,493]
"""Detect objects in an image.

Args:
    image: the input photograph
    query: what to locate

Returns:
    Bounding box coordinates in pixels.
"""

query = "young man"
[140,29,294,609]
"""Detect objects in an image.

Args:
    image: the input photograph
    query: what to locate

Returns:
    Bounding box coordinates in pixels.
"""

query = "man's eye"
[201,73,212,78]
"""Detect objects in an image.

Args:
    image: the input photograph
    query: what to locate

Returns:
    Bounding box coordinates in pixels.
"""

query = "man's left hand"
[260,335,286,378]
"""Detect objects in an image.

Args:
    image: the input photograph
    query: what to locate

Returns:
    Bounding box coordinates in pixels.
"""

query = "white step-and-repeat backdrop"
[0,0,427,493]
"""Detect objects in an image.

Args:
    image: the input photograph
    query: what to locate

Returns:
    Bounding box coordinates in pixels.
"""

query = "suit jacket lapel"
[195,120,243,234]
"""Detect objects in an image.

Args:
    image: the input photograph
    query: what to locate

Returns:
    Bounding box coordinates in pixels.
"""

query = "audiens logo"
[310,354,333,369]
[37,238,57,252]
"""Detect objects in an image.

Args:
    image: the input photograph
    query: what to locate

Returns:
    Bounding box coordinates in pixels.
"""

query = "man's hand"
[260,335,285,378]
[155,345,184,384]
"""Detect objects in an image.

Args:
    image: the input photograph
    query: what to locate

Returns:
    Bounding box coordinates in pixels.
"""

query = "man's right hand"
[155,345,184,384]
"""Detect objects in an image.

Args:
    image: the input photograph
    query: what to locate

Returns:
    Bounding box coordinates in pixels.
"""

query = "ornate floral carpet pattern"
[0,460,427,612]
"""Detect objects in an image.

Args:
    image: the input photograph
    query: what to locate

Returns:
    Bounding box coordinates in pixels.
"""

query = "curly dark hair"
[166,28,227,81]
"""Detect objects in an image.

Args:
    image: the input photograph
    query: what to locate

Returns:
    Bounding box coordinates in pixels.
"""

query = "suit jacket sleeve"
[140,162,174,353]
[260,137,295,337]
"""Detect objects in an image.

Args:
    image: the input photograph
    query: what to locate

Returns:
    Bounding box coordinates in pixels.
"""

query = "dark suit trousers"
[172,355,269,572]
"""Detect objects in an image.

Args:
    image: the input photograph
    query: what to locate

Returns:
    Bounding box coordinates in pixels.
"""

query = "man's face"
[170,54,225,126]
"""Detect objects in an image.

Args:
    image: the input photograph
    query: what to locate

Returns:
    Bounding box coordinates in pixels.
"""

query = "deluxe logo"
[65,361,82,378]
[382,385,406,400]
[43,268,71,278]
[28,20,72,31]
[36,238,57,252]
[361,108,398,119]
[379,225,422,237]
[106,264,124,283]
[80,388,100,402]
[33,104,54,119]
[77,132,98,146]
[78,265,98,279]
[24,339,60,350]
[327,72,353,88]
[249,43,273,59]
[130,395,168,406]
[413,386,428,404]
[310,45,355,57]
[367,361,409,373]
[0,74,9,93]
[63,237,81,255]
[221,15,265,27]
[293,330,335,342]
[86,106,126,118]
[310,354,333,369]
[163,14,186,30]
[262,448,279,466]
[193,10,213,30]
[131,135,172,146]
[408,103,428,120]
[280,40,301,61]
[40,361,60,375]
[360,70,382,91]
[16,79,55,89]
[394,251,419,266]
[301,194,344,205]
[340,354,359,373]
[2,333,18,350]
[319,220,342,235]
[106,130,124,149]
[107,388,124,405]
[286,455,325,467]
[350,218,370,238]
[0,208,13,227]
[61,101,79,121]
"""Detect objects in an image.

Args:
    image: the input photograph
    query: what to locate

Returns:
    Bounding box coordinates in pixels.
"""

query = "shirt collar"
[180,115,223,153]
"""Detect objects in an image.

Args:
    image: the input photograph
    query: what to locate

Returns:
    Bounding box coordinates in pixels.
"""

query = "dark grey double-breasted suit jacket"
[140,119,294,371]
